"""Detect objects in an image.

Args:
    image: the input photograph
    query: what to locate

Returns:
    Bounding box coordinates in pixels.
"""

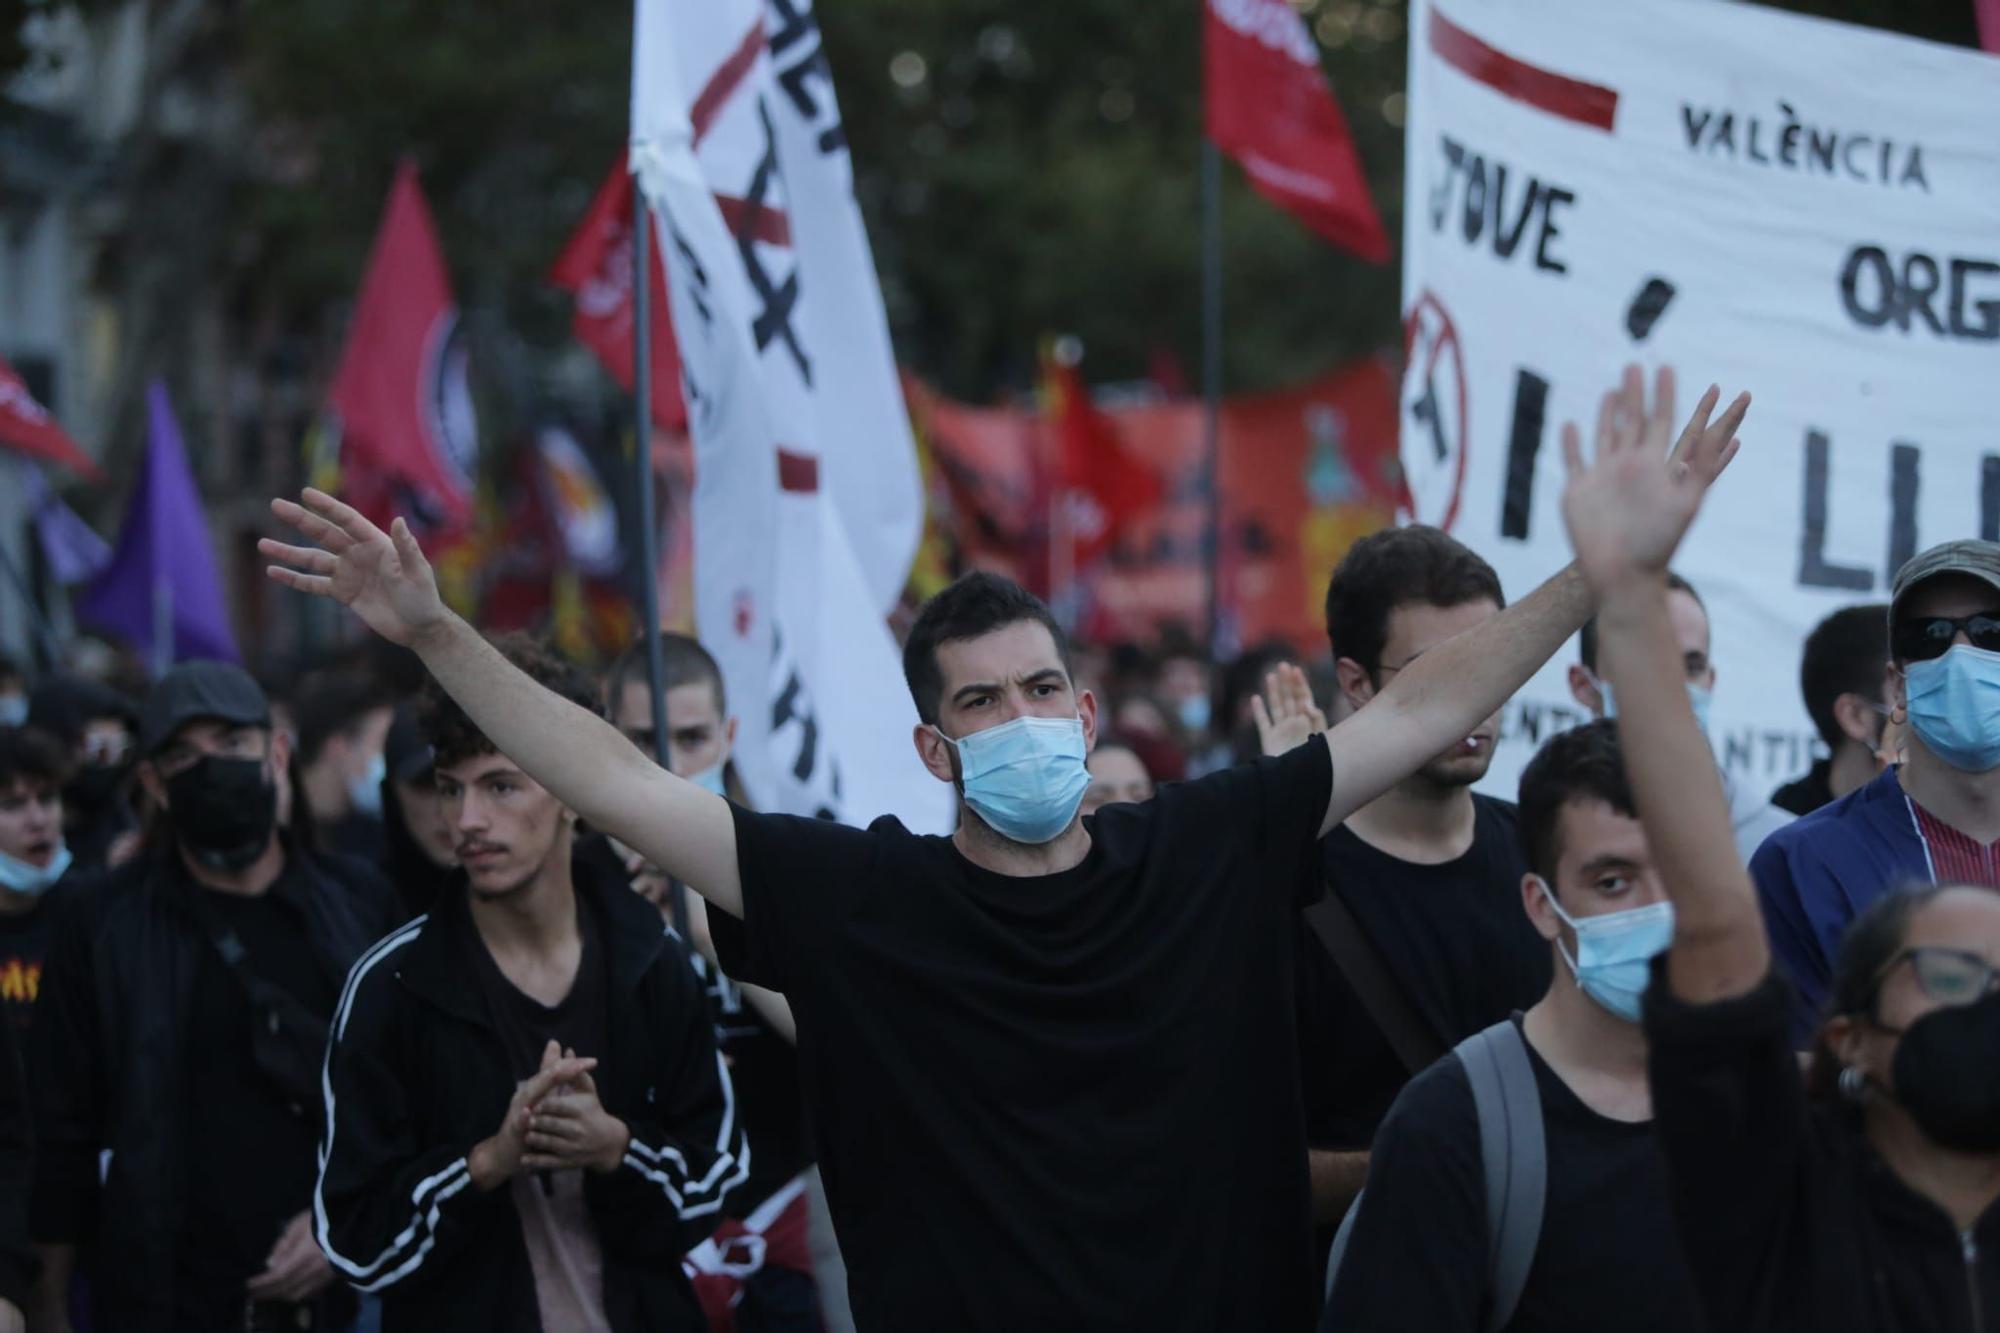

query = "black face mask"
[1892,989,2000,1153]
[165,755,277,872]
[66,761,128,816]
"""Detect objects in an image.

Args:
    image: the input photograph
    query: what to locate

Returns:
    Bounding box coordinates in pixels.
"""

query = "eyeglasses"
[1873,946,1999,1014]
[1892,614,2000,663]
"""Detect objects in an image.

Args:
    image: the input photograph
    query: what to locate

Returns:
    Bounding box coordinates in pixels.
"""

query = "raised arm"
[1559,375,1768,1003]
[1317,366,1747,838]
[261,490,744,917]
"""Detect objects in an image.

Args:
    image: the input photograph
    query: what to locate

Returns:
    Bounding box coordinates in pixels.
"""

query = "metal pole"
[1048,493,1072,635]
[1200,139,1225,657]
[152,577,173,678]
[631,180,690,941]
[0,535,62,665]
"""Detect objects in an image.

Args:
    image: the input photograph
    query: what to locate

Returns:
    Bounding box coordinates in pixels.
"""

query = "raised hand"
[260,488,451,647]
[1560,365,1749,595]
[1251,663,1328,757]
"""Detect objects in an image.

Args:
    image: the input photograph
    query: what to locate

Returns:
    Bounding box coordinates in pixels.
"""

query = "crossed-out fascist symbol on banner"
[1401,276,1679,539]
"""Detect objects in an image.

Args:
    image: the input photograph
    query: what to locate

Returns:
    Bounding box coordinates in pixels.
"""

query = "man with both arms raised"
[265,366,1742,1331]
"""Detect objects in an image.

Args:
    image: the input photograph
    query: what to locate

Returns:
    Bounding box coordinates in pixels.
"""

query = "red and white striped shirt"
[1904,795,2000,888]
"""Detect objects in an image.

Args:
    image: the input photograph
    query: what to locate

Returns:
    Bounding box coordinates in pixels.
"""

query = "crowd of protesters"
[0,362,1993,1331]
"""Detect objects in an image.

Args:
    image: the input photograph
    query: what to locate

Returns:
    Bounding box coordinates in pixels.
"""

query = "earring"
[1838,1065,1868,1102]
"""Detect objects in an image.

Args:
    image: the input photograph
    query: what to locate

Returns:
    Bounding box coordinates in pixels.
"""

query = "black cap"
[26,675,140,746]
[383,700,435,785]
[140,661,271,757]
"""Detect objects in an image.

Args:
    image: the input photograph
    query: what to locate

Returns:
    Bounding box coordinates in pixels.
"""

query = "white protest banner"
[758,0,924,613]
[631,0,954,833]
[1402,0,2000,801]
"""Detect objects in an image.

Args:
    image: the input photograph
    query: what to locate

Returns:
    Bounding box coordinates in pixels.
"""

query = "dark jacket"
[0,1013,33,1312]
[27,841,397,1323]
[1752,767,1932,1040]
[1647,965,2000,1332]
[315,853,747,1333]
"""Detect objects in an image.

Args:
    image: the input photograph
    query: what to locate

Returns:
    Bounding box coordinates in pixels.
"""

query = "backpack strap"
[1323,1185,1364,1310]
[1304,886,1447,1075]
[1455,1021,1547,1333]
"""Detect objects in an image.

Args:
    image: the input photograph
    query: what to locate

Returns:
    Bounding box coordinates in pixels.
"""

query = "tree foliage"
[7,0,1986,419]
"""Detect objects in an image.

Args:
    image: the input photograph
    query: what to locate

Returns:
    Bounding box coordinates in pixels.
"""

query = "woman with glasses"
[1560,400,2000,1330]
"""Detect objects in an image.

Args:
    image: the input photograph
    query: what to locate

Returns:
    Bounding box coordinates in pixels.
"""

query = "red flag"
[1204,0,1389,262]
[0,357,100,480]
[1043,360,1163,568]
[325,159,476,531]
[549,154,687,432]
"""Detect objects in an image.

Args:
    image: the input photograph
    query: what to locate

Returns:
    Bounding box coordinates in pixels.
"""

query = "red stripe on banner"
[715,194,793,248]
[691,21,765,146]
[1428,7,1618,132]
[1979,0,2000,54]
[777,450,819,494]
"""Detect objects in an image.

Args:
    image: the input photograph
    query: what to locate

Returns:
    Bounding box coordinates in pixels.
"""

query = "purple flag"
[14,460,112,585]
[77,382,240,667]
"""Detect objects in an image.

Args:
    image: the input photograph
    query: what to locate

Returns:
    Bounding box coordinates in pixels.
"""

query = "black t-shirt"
[690,953,813,1215]
[710,736,1333,1332]
[1323,1016,1705,1332]
[177,872,342,1324]
[1297,795,1549,1151]
[467,896,611,1082]
[0,899,51,1039]
[1771,759,1836,818]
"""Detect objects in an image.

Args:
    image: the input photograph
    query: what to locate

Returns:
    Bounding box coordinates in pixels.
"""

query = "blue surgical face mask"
[1536,877,1675,1024]
[1905,643,2000,773]
[348,751,387,819]
[936,714,1089,846]
[1685,682,1714,736]
[1593,676,1712,737]
[685,761,728,796]
[0,694,26,728]
[0,841,72,897]
[1177,694,1212,735]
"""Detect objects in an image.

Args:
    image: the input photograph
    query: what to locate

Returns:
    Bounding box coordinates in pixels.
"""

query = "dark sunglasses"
[1871,946,1999,1020]
[1892,614,2000,663]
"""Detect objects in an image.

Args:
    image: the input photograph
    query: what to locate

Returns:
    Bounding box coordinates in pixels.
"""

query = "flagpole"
[151,577,173,677]
[630,179,689,941]
[0,537,61,666]
[1200,138,1225,658]
[1049,492,1073,635]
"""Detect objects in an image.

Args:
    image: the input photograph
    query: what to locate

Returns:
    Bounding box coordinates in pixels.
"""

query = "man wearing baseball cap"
[1752,539,2000,1039]
[27,660,399,1330]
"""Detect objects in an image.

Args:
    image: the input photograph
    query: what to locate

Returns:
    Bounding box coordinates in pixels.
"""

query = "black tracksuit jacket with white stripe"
[314,856,748,1332]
